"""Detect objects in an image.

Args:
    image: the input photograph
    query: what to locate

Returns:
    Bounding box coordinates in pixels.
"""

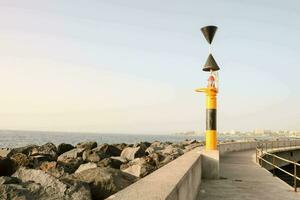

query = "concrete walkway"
[198,150,300,200]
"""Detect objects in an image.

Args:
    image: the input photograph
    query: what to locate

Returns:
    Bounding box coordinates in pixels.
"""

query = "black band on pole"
[206,109,217,130]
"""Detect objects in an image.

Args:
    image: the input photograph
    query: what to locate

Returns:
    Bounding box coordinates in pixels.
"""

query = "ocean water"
[0,130,208,148]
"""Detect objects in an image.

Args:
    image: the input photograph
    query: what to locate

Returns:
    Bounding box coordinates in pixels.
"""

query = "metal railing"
[256,140,300,192]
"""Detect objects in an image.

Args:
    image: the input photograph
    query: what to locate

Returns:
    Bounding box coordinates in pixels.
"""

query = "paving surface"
[198,150,300,200]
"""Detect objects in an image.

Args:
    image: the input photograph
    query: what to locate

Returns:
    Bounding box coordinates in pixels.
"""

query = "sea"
[0,130,267,148]
[0,130,207,148]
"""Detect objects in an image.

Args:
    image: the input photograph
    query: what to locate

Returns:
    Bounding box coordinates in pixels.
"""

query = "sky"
[0,0,300,134]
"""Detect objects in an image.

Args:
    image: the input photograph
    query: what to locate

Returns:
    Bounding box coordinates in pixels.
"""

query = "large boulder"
[162,145,184,157]
[57,143,74,156]
[75,162,97,174]
[149,152,165,168]
[38,161,65,178]
[133,142,151,149]
[82,150,106,163]
[10,153,30,168]
[145,146,164,154]
[0,148,12,158]
[30,143,58,160]
[57,148,85,173]
[72,167,137,199]
[0,157,15,176]
[121,157,155,178]
[28,155,55,169]
[12,167,92,200]
[0,183,38,200]
[150,141,165,148]
[113,143,128,151]
[120,147,145,161]
[58,148,85,162]
[96,144,122,157]
[12,145,39,156]
[0,176,21,185]
[76,141,97,150]
[97,158,123,169]
[82,144,122,163]
[59,157,84,174]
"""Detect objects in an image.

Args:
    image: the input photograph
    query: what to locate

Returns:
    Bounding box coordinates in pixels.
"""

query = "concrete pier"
[198,150,300,200]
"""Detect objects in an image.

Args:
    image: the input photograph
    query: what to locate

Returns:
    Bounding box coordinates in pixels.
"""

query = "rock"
[133,142,151,149]
[57,143,74,155]
[0,157,15,176]
[82,150,106,163]
[13,167,92,200]
[0,183,37,200]
[76,141,97,150]
[113,143,128,151]
[121,157,155,178]
[28,155,54,169]
[120,147,145,161]
[57,148,85,173]
[10,153,30,168]
[145,146,163,154]
[82,144,122,163]
[75,162,97,174]
[96,144,122,157]
[13,167,67,193]
[38,161,66,178]
[59,178,93,200]
[0,148,12,158]
[149,153,165,167]
[162,145,184,157]
[10,145,39,157]
[0,176,21,184]
[58,148,85,162]
[39,161,57,172]
[110,156,127,164]
[72,167,136,200]
[59,157,84,174]
[98,158,123,169]
[30,143,58,160]
[150,141,164,148]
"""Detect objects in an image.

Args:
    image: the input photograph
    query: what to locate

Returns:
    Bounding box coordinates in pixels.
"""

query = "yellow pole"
[195,87,218,150]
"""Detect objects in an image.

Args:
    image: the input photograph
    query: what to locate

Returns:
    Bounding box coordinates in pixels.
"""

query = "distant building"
[253,129,272,135]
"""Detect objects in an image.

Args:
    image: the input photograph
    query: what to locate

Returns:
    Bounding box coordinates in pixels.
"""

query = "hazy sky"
[1,0,300,134]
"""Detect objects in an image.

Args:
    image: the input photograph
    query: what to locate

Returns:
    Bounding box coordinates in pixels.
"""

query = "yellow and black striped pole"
[196,25,220,151]
[196,86,218,150]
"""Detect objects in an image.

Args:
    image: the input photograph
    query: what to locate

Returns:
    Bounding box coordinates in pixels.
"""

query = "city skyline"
[1,1,300,134]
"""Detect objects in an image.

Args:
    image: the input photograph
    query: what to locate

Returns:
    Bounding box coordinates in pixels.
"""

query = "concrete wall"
[107,140,299,200]
[106,147,203,200]
[219,141,258,155]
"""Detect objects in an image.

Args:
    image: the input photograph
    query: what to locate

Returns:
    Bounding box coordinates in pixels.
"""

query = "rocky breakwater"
[0,139,203,200]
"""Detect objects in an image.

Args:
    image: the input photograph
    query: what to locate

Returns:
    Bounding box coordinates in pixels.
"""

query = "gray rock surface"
[98,157,123,169]
[121,157,155,177]
[72,167,136,199]
[58,148,85,162]
[120,147,145,161]
[30,143,58,161]
[75,162,97,174]
[13,167,92,200]
[57,143,75,156]
[76,141,97,150]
